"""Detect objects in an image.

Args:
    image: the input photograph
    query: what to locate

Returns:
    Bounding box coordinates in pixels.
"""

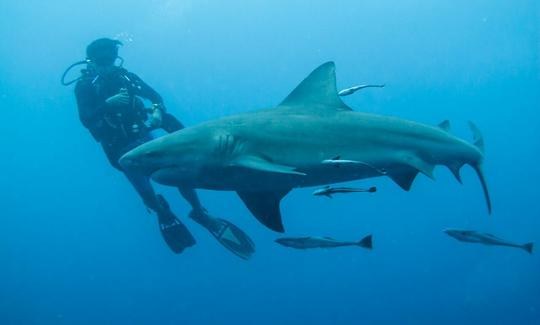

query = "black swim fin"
[190,210,256,260]
[157,195,196,254]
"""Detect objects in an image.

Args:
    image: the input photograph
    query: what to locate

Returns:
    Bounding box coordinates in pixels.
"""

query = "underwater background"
[1,1,539,324]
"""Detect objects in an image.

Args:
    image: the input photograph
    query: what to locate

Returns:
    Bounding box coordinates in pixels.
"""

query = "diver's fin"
[279,61,352,111]
[522,243,534,254]
[231,155,306,176]
[357,234,373,249]
[438,120,451,132]
[158,218,197,254]
[387,166,419,191]
[209,218,256,260]
[237,189,291,232]
[156,195,196,254]
[468,121,484,153]
[188,211,255,260]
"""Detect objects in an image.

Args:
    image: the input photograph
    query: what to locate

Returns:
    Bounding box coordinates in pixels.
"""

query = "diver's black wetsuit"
[75,67,191,212]
[75,67,181,169]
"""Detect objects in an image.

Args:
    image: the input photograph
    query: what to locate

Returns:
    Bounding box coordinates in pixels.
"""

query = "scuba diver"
[62,38,255,259]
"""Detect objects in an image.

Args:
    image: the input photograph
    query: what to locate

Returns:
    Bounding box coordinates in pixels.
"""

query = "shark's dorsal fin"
[237,189,291,233]
[279,62,352,111]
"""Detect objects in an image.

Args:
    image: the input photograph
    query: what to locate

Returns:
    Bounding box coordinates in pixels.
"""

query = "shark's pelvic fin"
[403,155,436,180]
[237,189,291,232]
[279,61,352,111]
[231,155,306,176]
[438,120,451,132]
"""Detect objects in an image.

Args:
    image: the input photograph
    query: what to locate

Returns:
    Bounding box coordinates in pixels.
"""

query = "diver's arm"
[74,81,108,129]
[126,72,185,132]
[127,72,165,108]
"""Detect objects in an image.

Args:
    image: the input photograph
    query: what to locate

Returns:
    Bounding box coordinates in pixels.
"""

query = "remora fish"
[120,62,491,233]
[338,84,385,96]
[275,235,373,250]
[313,185,377,198]
[444,229,534,254]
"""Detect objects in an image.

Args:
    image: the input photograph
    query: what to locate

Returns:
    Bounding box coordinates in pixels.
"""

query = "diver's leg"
[124,171,161,212]
[177,186,203,212]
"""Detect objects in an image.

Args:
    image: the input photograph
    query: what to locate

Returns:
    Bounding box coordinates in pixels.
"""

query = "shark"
[120,62,491,233]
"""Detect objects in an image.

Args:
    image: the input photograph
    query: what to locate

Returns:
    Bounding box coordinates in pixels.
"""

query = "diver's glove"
[149,104,163,128]
[105,88,130,106]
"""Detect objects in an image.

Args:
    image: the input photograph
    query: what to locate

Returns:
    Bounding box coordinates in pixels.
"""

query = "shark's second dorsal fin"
[438,120,451,132]
[279,62,352,111]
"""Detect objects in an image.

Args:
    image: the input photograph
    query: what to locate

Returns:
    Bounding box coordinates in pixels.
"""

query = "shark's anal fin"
[237,189,291,233]
[231,155,306,176]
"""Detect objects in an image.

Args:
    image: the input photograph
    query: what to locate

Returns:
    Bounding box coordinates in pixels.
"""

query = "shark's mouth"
[150,165,191,186]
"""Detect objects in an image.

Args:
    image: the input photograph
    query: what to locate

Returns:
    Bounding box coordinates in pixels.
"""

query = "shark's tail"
[357,234,373,249]
[468,121,492,215]
[522,242,534,254]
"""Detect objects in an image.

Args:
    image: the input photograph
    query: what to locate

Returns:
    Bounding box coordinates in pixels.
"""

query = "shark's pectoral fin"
[231,155,306,176]
[237,189,291,233]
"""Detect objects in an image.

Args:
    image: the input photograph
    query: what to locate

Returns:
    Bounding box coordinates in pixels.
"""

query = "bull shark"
[120,62,491,233]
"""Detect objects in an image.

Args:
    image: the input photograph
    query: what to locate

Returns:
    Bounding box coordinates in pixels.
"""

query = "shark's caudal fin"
[237,189,291,233]
[468,121,492,214]
[357,234,373,249]
[522,243,534,254]
[279,61,352,111]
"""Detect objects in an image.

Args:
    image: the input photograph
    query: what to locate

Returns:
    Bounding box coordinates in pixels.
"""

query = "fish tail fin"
[523,242,534,254]
[357,234,373,249]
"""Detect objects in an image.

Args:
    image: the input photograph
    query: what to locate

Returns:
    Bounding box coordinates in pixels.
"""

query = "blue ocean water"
[1,1,539,324]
